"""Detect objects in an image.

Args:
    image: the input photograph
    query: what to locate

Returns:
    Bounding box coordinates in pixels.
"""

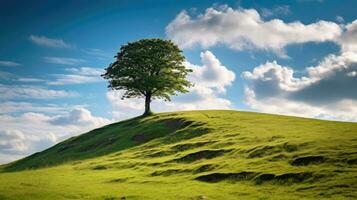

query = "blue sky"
[1,0,357,163]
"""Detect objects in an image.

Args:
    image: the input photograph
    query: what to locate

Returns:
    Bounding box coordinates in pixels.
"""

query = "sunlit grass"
[0,110,356,199]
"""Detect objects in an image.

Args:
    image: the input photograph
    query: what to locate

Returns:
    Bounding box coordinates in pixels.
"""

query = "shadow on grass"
[4,114,209,172]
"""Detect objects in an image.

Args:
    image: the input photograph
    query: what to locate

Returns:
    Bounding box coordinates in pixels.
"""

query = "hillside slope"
[0,110,357,200]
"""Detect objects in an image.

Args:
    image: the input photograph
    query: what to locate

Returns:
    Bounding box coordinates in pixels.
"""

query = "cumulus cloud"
[242,51,357,121]
[337,20,357,52]
[0,61,21,67]
[166,6,342,57]
[49,108,110,127]
[0,84,78,100]
[106,51,235,120]
[0,108,111,164]
[169,8,357,121]
[0,130,27,154]
[44,56,85,65]
[186,51,235,92]
[29,35,72,48]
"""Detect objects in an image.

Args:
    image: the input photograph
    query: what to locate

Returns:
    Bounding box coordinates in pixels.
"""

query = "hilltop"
[0,110,356,200]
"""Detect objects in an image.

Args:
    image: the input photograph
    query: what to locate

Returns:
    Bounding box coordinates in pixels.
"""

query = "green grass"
[0,110,356,200]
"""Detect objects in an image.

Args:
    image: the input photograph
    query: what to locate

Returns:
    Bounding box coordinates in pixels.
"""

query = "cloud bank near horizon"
[167,5,357,121]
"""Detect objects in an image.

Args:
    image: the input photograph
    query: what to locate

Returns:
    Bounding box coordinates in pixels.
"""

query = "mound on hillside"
[1,110,357,200]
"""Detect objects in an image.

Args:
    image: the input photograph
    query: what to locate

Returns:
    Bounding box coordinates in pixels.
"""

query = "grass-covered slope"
[0,110,357,200]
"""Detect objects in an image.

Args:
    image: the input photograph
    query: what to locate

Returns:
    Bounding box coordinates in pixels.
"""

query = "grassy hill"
[0,110,356,200]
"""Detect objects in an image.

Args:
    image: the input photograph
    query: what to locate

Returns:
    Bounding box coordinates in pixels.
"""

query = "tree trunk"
[143,92,152,116]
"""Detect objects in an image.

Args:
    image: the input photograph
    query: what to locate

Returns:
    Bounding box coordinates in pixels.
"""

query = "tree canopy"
[102,38,193,115]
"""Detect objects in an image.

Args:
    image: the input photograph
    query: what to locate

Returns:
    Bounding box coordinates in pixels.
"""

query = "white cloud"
[8,67,103,85]
[106,51,235,120]
[0,61,21,67]
[17,77,44,82]
[85,48,112,60]
[245,88,357,122]
[186,51,235,93]
[1,67,103,85]
[0,108,111,164]
[0,130,27,154]
[0,71,44,82]
[0,84,78,99]
[242,60,312,93]
[240,18,357,119]
[0,71,14,79]
[29,35,72,48]
[0,153,23,164]
[347,71,357,77]
[166,6,342,57]
[296,0,324,3]
[49,108,110,127]
[337,20,357,52]
[0,101,82,114]
[261,5,291,18]
[336,16,345,23]
[65,67,104,76]
[47,74,102,85]
[242,51,357,122]
[44,56,85,65]
[47,67,104,85]
[173,9,357,121]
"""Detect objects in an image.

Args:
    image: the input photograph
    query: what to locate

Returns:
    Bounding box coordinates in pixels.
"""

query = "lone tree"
[102,39,193,116]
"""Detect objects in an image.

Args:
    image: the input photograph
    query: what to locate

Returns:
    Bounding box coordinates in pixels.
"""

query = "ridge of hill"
[0,110,357,200]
